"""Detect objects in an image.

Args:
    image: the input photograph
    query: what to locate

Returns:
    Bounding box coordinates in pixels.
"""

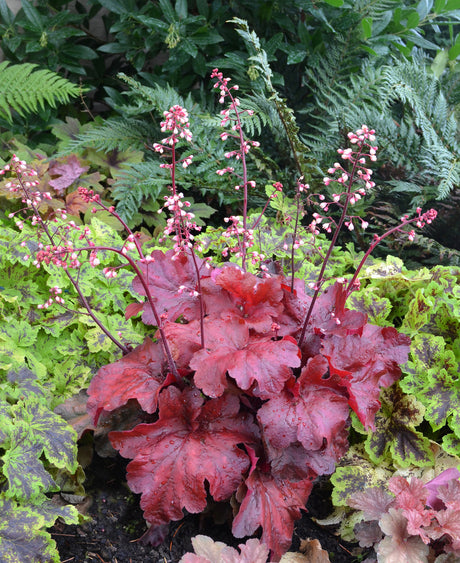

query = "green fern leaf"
[0,61,80,122]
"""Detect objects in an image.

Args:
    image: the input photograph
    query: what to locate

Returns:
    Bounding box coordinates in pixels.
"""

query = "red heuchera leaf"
[190,316,300,399]
[258,355,349,471]
[125,302,144,320]
[162,320,202,369]
[86,337,166,422]
[109,387,259,530]
[232,468,313,560]
[48,155,89,193]
[267,427,349,478]
[321,325,411,429]
[215,267,284,332]
[310,282,368,337]
[132,250,207,323]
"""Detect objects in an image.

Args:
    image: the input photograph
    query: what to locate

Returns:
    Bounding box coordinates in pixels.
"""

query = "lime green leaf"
[354,385,433,468]
[0,497,59,563]
[0,321,39,348]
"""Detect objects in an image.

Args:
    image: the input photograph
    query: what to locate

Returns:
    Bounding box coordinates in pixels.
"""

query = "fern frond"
[117,73,193,115]
[63,118,154,153]
[0,61,80,122]
[421,147,460,199]
[111,161,172,222]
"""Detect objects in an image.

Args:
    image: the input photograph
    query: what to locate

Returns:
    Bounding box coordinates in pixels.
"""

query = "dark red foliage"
[88,250,411,560]
[232,464,315,560]
[109,387,259,532]
[87,337,167,423]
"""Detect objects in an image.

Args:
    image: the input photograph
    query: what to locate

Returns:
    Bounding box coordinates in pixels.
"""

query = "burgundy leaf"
[321,325,411,429]
[311,282,368,336]
[190,317,300,399]
[87,337,166,422]
[190,316,249,397]
[109,387,259,529]
[258,355,349,452]
[132,250,206,324]
[125,302,144,320]
[162,320,203,369]
[48,155,89,193]
[215,267,284,332]
[232,469,313,560]
[267,425,349,477]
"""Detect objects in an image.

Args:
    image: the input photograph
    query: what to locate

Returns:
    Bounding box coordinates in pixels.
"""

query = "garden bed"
[51,453,364,562]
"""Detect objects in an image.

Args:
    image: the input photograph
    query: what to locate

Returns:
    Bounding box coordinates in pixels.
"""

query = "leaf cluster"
[337,468,460,562]
[87,248,411,559]
[0,212,148,560]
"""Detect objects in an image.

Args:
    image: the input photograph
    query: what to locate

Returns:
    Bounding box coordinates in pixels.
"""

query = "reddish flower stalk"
[4,156,130,355]
[212,69,260,272]
[297,127,375,347]
[154,105,205,348]
[345,207,437,295]
[297,126,437,348]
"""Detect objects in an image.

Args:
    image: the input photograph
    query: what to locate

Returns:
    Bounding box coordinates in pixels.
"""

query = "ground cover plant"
[0,64,442,561]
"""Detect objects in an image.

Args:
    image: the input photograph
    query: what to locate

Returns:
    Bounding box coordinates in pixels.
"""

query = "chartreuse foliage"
[0,212,148,561]
[328,263,460,557]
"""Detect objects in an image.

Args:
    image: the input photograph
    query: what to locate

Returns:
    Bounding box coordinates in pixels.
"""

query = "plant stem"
[297,147,363,348]
[74,245,181,382]
[14,167,130,355]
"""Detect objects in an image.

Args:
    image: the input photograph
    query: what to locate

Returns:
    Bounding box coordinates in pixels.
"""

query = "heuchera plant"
[2,70,438,560]
[347,468,460,562]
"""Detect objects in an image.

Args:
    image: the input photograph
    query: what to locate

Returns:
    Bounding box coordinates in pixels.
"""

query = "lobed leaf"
[109,387,259,532]
[258,355,349,474]
[322,325,411,429]
[87,337,167,421]
[190,316,300,399]
[132,249,207,324]
[232,468,314,560]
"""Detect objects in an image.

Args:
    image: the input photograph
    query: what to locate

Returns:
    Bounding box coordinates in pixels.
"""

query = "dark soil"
[51,453,370,562]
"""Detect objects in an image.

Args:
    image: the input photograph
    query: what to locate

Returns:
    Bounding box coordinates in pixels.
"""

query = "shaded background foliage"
[0,0,459,260]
